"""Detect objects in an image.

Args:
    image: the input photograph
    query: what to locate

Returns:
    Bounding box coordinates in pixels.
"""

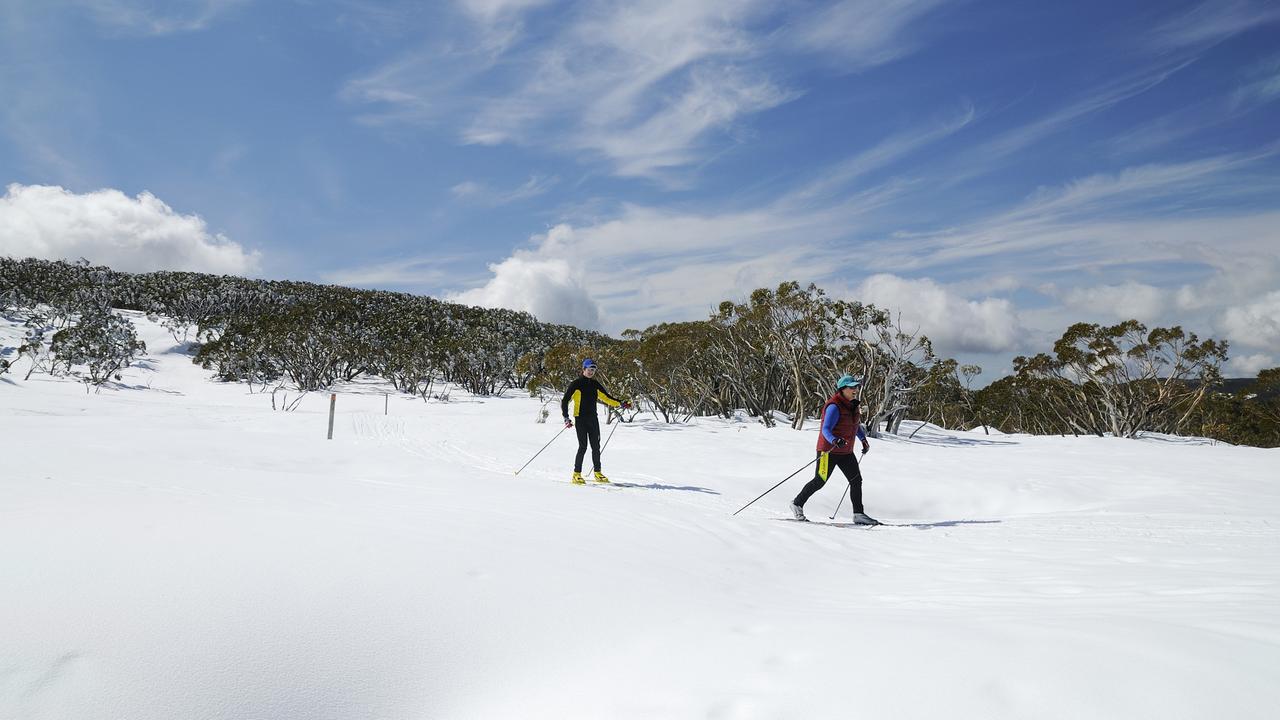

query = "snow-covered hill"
[3,312,1278,719]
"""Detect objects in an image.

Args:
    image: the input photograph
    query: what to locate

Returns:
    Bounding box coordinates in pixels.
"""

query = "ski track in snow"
[2,311,1279,719]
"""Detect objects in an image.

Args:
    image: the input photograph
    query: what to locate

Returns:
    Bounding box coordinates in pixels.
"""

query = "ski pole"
[514,425,569,476]
[601,408,622,453]
[829,485,849,520]
[731,457,819,517]
[828,450,868,519]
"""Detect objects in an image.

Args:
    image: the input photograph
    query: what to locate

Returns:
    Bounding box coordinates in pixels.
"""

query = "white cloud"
[440,133,1278,358]
[566,65,798,180]
[347,0,948,180]
[446,193,858,333]
[785,0,948,70]
[449,251,600,329]
[853,274,1023,354]
[1059,282,1170,324]
[891,150,1280,273]
[0,184,259,275]
[1229,352,1277,377]
[1219,290,1280,351]
[458,1,794,181]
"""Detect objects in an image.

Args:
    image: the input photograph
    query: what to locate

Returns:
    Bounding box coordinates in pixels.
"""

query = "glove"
[861,441,871,453]
[832,437,847,448]
[621,400,632,410]
[564,418,573,428]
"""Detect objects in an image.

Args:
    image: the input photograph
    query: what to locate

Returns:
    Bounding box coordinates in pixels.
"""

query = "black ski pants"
[574,414,602,472]
[793,451,864,513]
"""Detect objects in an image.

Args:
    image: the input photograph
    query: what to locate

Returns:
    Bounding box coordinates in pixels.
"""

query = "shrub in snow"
[49,308,146,390]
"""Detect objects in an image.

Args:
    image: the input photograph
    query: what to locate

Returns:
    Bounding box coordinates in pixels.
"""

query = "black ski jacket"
[561,376,623,419]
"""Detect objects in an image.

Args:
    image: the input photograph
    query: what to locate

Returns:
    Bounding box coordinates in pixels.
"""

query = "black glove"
[833,437,847,448]
[621,400,632,410]
[564,418,573,428]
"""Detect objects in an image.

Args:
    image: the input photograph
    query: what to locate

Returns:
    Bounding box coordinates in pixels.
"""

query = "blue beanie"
[583,358,597,369]
[836,374,862,389]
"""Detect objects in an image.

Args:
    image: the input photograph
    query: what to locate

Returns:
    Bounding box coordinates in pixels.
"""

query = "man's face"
[841,386,859,401]
[584,366,597,377]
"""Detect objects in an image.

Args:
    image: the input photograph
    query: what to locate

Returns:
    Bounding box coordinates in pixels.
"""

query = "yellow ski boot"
[571,471,586,485]
[592,471,611,484]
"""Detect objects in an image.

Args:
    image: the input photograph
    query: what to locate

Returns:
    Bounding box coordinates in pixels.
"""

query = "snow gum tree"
[48,308,146,390]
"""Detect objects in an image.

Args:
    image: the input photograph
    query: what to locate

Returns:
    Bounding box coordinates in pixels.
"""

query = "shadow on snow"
[611,482,719,495]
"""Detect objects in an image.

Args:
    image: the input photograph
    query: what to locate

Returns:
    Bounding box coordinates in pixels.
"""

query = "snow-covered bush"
[49,308,146,390]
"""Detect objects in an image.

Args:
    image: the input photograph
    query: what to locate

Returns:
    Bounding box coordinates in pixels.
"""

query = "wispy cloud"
[787,100,975,205]
[450,174,558,205]
[73,0,251,36]
[456,0,556,23]
[320,254,476,288]
[344,0,950,182]
[784,0,949,71]
[965,59,1197,166]
[446,139,1280,356]
[893,148,1280,271]
[1149,0,1280,50]
[1231,54,1280,109]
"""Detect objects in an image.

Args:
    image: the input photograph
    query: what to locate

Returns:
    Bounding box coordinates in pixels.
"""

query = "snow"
[3,311,1279,719]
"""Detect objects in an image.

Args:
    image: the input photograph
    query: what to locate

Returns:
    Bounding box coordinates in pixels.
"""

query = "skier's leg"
[835,453,865,513]
[588,417,602,471]
[792,452,829,507]
[574,421,589,473]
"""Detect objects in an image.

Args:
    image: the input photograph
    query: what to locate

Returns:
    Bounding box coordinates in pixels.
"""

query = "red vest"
[816,392,860,455]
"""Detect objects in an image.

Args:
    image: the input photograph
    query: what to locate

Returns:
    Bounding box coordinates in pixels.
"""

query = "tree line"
[2,257,1276,446]
[0,257,602,398]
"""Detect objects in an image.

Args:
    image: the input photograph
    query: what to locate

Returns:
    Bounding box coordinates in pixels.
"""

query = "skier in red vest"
[790,374,877,524]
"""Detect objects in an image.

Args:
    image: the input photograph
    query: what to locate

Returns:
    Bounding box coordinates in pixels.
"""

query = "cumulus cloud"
[1059,281,1171,323]
[0,184,259,275]
[1218,290,1280,350]
[853,274,1023,353]
[450,252,601,329]
[1229,353,1277,377]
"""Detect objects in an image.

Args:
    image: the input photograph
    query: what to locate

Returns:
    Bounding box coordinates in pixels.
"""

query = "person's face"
[841,386,859,401]
[583,366,597,377]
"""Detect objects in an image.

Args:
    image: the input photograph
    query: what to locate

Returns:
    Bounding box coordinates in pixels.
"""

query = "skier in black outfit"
[561,358,630,484]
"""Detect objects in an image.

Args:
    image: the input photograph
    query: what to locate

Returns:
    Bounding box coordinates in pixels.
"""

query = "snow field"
[2,311,1279,719]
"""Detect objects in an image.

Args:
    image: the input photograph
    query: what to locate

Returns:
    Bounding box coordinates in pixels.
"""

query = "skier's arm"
[596,382,622,409]
[561,379,577,419]
[856,424,867,442]
[821,404,840,443]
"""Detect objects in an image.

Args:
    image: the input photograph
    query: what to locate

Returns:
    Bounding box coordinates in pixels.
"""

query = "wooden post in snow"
[328,393,336,439]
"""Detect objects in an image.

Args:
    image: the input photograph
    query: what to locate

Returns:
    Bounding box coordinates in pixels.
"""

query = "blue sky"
[2,0,1279,379]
